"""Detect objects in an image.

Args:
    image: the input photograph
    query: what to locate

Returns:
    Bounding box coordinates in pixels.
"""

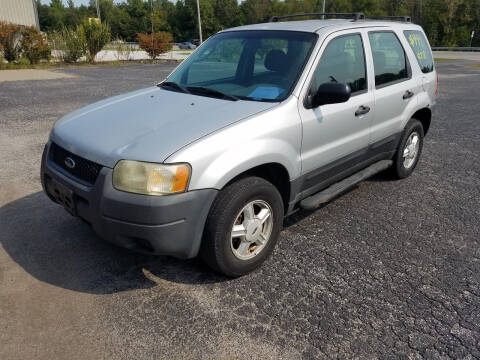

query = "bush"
[82,20,110,62]
[3,38,21,62]
[0,21,20,62]
[16,57,31,66]
[47,31,65,51]
[20,26,51,64]
[137,32,173,60]
[61,26,87,63]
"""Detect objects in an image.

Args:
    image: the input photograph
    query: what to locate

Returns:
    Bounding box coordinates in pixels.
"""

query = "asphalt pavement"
[0,60,479,359]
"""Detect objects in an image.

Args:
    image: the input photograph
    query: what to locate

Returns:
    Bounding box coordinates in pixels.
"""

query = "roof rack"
[365,15,411,23]
[269,12,365,23]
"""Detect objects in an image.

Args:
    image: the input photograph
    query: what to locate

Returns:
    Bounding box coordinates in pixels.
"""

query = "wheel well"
[225,163,291,213]
[412,107,432,135]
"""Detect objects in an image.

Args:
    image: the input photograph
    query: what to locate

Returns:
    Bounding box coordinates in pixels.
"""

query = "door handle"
[355,105,370,117]
[403,90,414,100]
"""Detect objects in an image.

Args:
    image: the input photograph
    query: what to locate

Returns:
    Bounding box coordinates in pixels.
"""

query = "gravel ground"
[0,60,479,359]
[0,69,76,82]
[433,51,480,61]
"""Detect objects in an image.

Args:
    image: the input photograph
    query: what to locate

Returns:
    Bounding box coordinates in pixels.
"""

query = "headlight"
[113,160,191,196]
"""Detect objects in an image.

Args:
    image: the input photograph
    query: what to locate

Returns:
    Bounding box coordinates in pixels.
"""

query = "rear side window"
[404,30,434,73]
[312,34,367,94]
[368,32,409,88]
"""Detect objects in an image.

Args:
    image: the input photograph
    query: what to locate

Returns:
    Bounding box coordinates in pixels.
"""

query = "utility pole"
[471,31,475,47]
[321,0,325,19]
[95,0,101,21]
[196,0,203,44]
[419,0,423,25]
[151,0,154,53]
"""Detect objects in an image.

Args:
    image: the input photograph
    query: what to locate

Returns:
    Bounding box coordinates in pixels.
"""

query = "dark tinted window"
[404,30,434,73]
[312,34,367,94]
[369,32,409,87]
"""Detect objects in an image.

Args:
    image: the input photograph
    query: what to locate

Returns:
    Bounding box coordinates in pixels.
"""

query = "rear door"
[367,30,421,145]
[297,29,373,190]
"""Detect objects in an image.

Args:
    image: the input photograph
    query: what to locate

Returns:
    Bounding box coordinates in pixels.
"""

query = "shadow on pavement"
[365,169,396,182]
[284,169,395,227]
[0,192,228,294]
[283,185,359,228]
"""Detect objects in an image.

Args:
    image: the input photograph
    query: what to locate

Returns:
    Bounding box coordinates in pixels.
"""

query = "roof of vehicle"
[223,19,421,34]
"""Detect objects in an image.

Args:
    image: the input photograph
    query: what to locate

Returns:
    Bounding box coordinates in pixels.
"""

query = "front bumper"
[41,142,218,259]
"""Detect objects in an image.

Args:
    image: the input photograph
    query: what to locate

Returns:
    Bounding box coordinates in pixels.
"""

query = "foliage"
[0,21,21,61]
[82,20,111,62]
[35,0,480,47]
[60,26,87,62]
[16,57,31,65]
[20,26,51,64]
[0,21,18,50]
[3,37,21,62]
[137,31,173,59]
[47,30,66,52]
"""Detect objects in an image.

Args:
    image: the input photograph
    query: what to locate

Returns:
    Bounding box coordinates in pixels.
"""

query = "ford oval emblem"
[64,157,76,169]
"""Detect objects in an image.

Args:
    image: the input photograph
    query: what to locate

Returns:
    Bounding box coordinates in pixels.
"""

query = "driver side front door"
[297,30,374,195]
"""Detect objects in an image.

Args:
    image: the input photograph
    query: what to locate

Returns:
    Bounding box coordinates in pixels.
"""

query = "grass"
[467,64,480,68]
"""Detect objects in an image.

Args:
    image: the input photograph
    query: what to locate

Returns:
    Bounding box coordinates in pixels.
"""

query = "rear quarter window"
[368,31,409,88]
[404,30,434,73]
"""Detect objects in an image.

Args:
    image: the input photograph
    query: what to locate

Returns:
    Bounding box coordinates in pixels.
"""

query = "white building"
[0,0,40,29]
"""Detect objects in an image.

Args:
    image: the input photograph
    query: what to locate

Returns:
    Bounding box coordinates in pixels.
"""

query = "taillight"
[435,72,439,95]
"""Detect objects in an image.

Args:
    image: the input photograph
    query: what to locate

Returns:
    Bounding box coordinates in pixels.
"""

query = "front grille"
[50,142,102,185]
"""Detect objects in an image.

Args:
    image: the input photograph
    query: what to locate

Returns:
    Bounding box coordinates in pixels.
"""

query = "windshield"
[165,30,318,102]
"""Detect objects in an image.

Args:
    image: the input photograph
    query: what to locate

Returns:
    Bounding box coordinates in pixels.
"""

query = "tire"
[391,118,424,179]
[200,176,284,277]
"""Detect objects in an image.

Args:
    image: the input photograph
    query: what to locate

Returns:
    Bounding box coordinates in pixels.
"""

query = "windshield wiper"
[186,86,239,101]
[158,81,190,94]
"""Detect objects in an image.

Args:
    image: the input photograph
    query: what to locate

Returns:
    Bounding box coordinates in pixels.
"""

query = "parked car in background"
[189,39,200,46]
[42,13,436,277]
[178,42,196,50]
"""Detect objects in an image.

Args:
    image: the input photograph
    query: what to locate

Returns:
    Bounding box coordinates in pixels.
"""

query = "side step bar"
[299,160,393,210]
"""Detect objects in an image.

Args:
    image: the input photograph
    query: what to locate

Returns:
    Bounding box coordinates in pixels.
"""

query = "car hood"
[51,87,277,168]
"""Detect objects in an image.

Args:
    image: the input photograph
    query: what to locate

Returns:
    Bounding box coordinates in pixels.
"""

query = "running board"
[299,160,393,210]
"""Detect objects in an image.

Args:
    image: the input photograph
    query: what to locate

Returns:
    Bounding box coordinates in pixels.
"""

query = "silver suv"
[41,13,437,276]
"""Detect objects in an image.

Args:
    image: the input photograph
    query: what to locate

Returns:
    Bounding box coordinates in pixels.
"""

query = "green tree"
[196,0,220,38]
[240,0,274,24]
[65,0,82,27]
[214,0,241,29]
[60,25,87,62]
[82,20,111,62]
[170,0,196,41]
[105,5,132,40]
[33,0,480,48]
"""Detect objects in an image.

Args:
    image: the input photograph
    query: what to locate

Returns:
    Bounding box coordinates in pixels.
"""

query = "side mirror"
[306,82,351,109]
